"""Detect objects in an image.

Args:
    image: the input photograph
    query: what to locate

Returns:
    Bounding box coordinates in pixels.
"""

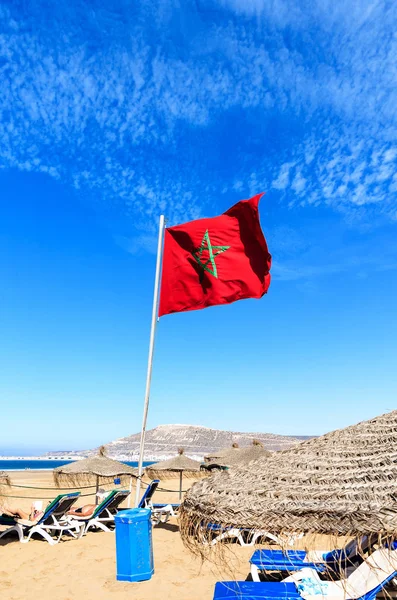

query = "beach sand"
[0,470,254,600]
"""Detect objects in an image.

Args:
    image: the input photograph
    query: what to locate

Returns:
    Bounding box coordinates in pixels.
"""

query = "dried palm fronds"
[180,410,397,556]
[145,448,203,500]
[226,440,271,467]
[204,443,241,465]
[53,446,137,488]
[145,448,201,478]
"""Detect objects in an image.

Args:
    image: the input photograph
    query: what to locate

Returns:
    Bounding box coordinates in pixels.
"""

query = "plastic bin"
[114,508,154,582]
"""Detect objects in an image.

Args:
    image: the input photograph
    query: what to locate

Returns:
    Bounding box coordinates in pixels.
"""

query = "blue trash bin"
[114,508,154,582]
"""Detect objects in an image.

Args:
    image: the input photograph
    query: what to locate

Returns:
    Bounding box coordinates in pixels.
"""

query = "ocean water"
[0,459,154,471]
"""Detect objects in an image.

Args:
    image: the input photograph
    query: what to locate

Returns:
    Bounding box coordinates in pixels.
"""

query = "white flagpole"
[135,214,165,507]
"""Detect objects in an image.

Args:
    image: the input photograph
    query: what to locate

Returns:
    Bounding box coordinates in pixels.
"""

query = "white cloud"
[0,0,396,239]
[266,127,397,218]
[272,162,295,190]
[291,172,306,195]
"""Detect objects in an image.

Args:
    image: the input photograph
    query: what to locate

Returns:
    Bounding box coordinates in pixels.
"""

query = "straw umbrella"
[227,439,271,467]
[0,471,10,512]
[145,448,201,500]
[180,410,397,553]
[204,442,241,466]
[53,446,137,505]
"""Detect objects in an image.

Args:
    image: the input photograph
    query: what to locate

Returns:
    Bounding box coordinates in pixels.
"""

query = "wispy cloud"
[0,0,396,238]
[268,127,397,219]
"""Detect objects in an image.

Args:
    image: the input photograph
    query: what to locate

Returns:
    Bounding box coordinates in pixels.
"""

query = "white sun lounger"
[66,489,130,535]
[0,493,82,545]
[203,522,301,547]
[214,546,397,599]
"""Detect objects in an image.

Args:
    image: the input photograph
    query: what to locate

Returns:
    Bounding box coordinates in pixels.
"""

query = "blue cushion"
[214,582,300,599]
[214,570,397,600]
[250,549,327,573]
[251,550,307,565]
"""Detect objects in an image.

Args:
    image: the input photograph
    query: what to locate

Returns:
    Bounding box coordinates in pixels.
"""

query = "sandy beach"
[0,470,254,600]
[2,468,394,600]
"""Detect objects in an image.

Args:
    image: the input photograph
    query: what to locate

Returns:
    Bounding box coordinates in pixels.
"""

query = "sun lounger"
[138,479,160,509]
[72,480,172,534]
[0,492,81,545]
[202,522,299,548]
[70,489,130,535]
[138,479,180,523]
[150,503,180,524]
[151,502,180,512]
[250,536,373,581]
[151,503,180,516]
[213,546,397,599]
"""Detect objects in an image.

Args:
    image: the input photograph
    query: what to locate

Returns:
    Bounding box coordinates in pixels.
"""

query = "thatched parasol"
[145,448,201,500]
[180,410,397,552]
[0,471,10,512]
[204,443,241,466]
[53,446,137,505]
[227,439,272,467]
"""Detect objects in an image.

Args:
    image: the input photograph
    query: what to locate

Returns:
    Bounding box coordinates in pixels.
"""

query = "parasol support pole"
[128,475,133,508]
[179,471,183,501]
[135,214,166,507]
[95,475,99,505]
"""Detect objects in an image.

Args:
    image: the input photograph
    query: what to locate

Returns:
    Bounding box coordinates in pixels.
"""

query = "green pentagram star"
[192,230,230,279]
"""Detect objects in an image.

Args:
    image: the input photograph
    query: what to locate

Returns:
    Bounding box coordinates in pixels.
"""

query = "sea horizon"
[0,459,155,471]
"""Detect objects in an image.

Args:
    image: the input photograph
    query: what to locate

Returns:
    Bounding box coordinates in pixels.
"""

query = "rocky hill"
[46,424,312,461]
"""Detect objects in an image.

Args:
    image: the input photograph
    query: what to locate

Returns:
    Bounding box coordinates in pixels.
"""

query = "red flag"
[159,193,271,316]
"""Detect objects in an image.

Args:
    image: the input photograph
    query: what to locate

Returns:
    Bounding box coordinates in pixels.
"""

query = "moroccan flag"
[159,193,271,316]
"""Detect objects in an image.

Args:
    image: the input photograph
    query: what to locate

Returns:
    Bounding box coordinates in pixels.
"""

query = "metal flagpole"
[134,214,166,507]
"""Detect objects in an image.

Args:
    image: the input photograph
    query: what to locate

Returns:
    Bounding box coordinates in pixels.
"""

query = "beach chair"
[73,480,170,534]
[138,479,160,509]
[151,502,180,513]
[150,502,180,525]
[250,535,374,581]
[202,522,298,548]
[213,546,397,599]
[0,492,81,545]
[71,489,130,535]
[138,479,179,523]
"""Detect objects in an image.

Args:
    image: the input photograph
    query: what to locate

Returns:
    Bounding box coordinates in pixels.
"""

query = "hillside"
[46,424,312,461]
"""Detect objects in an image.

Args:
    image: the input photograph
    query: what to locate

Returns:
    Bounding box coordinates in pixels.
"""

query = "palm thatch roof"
[204,441,271,468]
[204,443,241,465]
[145,448,201,478]
[0,471,10,511]
[180,410,397,549]
[53,446,137,487]
[227,440,272,467]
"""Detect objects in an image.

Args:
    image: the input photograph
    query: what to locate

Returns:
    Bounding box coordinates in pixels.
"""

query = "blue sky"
[1,0,396,454]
